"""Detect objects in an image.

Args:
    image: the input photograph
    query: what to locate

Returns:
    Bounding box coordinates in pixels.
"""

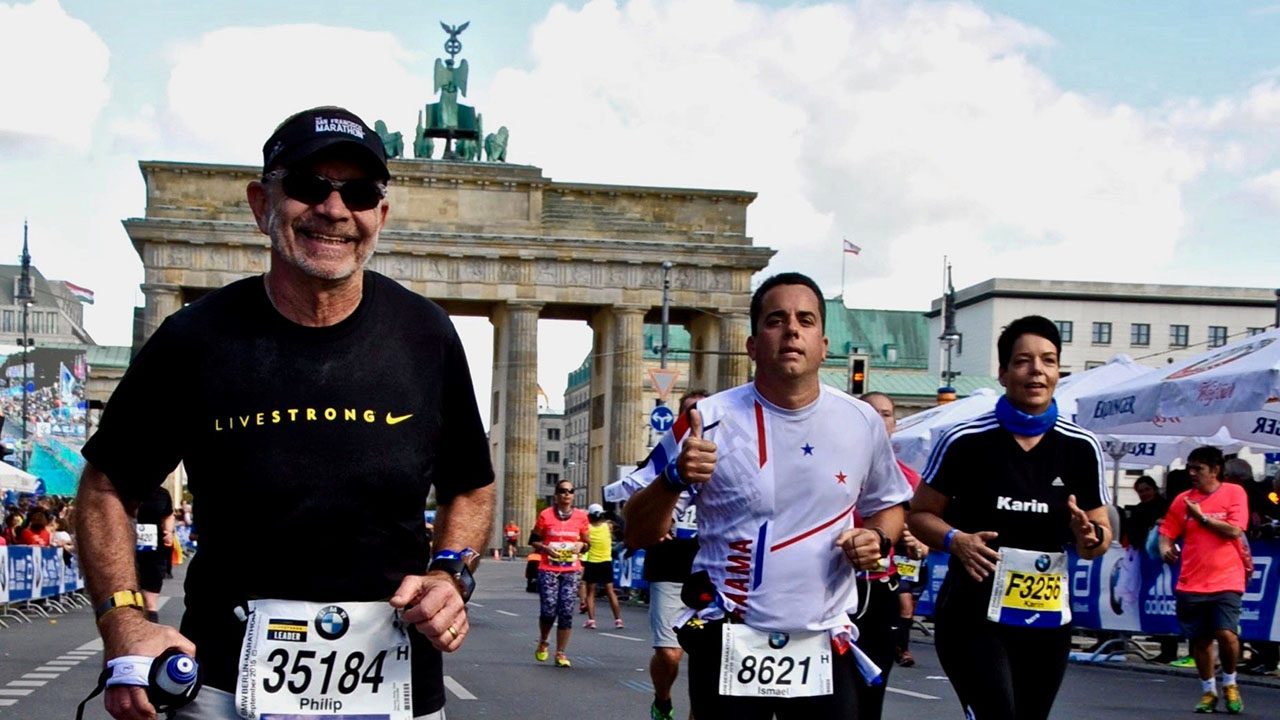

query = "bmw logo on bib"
[1035,554,1051,572]
[315,605,350,640]
[767,632,789,649]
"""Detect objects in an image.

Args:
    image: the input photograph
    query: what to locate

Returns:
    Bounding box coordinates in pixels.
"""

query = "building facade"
[927,279,1277,378]
[536,412,565,506]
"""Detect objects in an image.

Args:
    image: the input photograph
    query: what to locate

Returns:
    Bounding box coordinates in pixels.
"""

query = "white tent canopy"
[0,460,38,493]
[1077,327,1280,450]
[892,354,1165,472]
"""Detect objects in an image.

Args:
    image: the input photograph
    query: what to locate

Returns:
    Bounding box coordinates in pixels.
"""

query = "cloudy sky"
[3,0,1280,418]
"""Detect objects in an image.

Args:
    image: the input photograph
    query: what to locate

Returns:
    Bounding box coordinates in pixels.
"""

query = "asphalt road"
[3,558,1278,718]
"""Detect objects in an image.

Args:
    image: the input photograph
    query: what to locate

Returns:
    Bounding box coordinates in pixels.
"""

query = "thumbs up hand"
[676,408,717,485]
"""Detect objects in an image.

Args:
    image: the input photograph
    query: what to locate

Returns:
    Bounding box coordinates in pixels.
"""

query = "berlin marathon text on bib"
[236,599,413,719]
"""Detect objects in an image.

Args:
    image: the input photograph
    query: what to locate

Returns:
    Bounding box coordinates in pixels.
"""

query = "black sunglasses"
[555,488,575,495]
[276,171,386,211]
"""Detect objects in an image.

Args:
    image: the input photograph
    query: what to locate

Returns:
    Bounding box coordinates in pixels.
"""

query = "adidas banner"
[915,539,1280,642]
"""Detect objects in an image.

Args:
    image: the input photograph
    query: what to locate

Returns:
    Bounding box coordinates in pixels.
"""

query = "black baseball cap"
[261,106,389,180]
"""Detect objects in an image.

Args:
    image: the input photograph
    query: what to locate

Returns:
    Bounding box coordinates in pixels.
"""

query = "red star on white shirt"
[835,471,847,485]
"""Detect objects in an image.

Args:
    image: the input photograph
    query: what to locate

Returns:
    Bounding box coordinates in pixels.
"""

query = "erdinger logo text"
[1092,396,1135,419]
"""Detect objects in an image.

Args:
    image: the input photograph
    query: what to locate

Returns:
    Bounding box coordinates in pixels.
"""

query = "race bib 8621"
[719,624,833,698]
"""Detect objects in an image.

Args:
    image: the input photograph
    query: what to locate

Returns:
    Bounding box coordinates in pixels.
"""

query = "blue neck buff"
[995,395,1058,437]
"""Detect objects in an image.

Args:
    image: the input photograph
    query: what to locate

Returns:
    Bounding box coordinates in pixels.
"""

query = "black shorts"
[582,560,614,585]
[135,549,167,593]
[677,618,861,718]
[1176,591,1242,640]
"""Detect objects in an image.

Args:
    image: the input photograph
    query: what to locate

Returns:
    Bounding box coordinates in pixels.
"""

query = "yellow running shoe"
[535,642,549,662]
[1194,691,1218,713]
[1223,683,1243,714]
[555,652,571,668]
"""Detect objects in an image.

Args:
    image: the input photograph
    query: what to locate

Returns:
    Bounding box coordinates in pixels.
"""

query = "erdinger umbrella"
[1077,327,1280,451]
[892,354,1163,472]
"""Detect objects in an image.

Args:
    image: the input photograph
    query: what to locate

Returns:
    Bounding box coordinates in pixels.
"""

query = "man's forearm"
[864,504,906,545]
[432,484,495,555]
[623,481,680,548]
[74,465,140,606]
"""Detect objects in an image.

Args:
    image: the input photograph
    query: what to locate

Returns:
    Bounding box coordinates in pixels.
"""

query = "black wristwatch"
[872,528,892,558]
[428,548,477,603]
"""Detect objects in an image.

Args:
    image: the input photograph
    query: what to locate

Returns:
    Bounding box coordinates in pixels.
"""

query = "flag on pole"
[64,281,95,304]
[842,239,862,255]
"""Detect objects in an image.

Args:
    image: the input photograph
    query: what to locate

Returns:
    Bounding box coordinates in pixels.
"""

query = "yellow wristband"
[95,589,145,620]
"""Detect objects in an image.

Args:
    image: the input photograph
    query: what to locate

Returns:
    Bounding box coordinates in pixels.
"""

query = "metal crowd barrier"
[0,546,89,627]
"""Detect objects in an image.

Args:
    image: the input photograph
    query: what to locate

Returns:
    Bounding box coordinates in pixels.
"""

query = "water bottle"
[153,652,198,696]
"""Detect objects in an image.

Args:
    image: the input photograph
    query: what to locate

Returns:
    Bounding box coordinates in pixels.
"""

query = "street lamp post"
[17,221,33,470]
[660,261,672,370]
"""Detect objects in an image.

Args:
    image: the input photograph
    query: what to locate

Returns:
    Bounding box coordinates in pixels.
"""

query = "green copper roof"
[36,342,131,369]
[824,300,929,370]
[818,367,1000,397]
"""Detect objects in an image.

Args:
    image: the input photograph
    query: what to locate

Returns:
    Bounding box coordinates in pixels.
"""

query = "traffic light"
[848,355,868,395]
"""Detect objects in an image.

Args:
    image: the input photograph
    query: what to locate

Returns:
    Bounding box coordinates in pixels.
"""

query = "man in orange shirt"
[1159,446,1250,714]
[504,519,521,560]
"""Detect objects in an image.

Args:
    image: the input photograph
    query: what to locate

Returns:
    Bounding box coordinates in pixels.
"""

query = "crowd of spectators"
[1,493,75,550]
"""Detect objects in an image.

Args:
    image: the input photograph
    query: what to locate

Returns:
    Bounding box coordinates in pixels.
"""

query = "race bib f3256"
[236,599,413,719]
[986,547,1071,628]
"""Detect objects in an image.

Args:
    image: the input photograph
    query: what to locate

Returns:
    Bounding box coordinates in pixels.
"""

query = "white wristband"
[105,655,152,688]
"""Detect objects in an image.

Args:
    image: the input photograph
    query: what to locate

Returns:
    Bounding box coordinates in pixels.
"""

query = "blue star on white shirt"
[801,443,814,456]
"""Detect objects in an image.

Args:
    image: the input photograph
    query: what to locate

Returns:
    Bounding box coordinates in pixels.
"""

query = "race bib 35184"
[236,599,413,719]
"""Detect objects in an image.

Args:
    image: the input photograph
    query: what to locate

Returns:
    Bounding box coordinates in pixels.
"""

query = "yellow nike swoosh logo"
[385,413,414,425]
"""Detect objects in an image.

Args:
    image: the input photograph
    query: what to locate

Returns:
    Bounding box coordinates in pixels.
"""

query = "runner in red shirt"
[1159,446,1249,714]
[530,480,591,668]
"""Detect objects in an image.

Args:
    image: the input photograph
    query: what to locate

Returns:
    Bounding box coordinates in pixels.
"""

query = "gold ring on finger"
[447,625,459,638]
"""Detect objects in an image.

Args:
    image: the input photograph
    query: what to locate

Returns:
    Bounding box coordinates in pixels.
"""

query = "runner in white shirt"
[625,272,911,718]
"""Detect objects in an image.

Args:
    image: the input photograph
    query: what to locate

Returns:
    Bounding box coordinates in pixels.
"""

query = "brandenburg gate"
[123,158,773,545]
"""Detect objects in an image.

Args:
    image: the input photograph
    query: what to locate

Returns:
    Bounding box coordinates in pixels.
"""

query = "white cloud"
[0,0,110,150]
[1244,168,1280,211]
[162,24,424,165]
[485,0,1202,308]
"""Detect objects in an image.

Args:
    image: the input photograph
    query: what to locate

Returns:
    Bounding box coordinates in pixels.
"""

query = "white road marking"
[444,675,476,700]
[495,610,519,617]
[926,675,949,680]
[886,687,941,700]
[600,632,642,642]
[0,689,34,697]
[0,699,18,707]
[468,602,484,608]
[8,681,46,688]
[22,674,60,680]
[76,638,104,651]
[34,666,68,673]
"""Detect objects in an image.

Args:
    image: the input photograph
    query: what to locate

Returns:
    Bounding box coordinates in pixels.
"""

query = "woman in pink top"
[531,479,591,668]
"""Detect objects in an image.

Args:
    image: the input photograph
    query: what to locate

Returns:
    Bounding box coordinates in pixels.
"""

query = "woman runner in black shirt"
[909,315,1112,720]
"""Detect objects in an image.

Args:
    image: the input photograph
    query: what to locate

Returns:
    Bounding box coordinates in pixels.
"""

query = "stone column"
[138,283,183,347]
[689,312,721,392]
[607,306,647,502]
[491,301,541,550]
[587,308,615,505]
[719,311,751,388]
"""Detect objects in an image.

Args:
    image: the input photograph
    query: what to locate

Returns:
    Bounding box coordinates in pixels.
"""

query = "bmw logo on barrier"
[768,632,789,649]
[315,605,350,640]
[1035,554,1051,572]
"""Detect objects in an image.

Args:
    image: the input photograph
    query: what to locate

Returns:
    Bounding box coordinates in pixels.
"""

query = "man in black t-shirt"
[75,106,495,720]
